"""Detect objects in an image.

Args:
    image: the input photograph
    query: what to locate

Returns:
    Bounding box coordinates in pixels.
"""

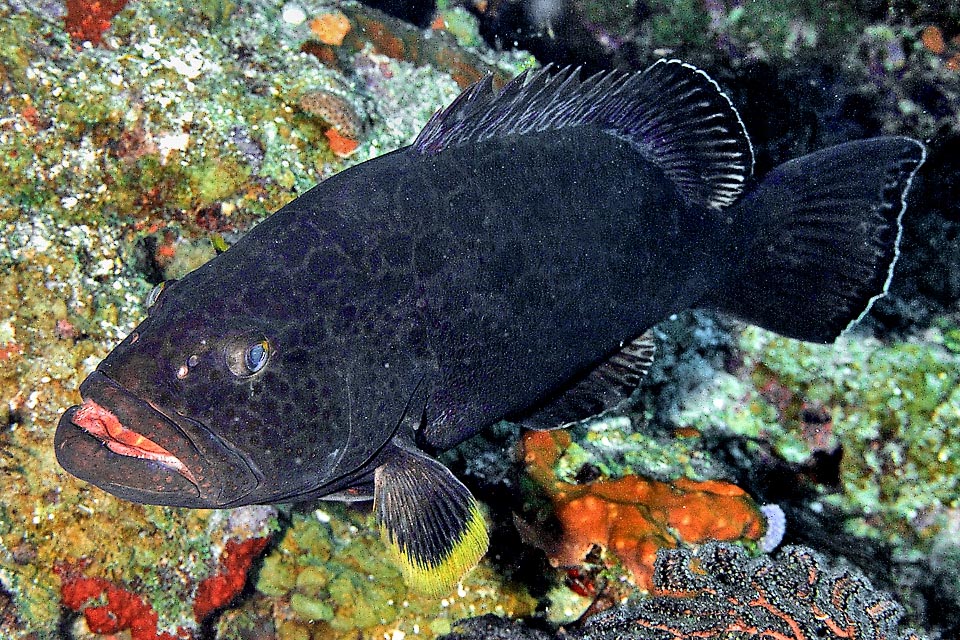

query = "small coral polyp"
[64,0,130,45]
[523,430,767,589]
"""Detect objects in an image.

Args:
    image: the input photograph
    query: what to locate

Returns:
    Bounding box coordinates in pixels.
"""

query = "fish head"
[55,265,392,508]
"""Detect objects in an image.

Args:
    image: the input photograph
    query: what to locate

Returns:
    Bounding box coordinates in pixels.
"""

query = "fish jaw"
[69,400,198,486]
[55,371,261,508]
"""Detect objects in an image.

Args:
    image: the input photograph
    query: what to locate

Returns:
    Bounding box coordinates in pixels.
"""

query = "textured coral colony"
[0,0,959,639]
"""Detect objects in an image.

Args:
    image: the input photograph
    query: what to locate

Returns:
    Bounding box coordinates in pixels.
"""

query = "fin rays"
[412,60,754,210]
[374,445,488,596]
[705,137,925,342]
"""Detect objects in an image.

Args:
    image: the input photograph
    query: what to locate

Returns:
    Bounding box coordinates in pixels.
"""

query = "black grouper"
[56,61,925,594]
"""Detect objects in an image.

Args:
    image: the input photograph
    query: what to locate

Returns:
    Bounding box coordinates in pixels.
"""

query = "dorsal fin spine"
[412,60,754,210]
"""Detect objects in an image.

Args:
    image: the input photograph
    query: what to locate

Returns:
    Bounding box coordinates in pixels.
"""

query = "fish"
[55,60,926,594]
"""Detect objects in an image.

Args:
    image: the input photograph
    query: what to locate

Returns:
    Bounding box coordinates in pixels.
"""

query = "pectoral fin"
[374,444,489,596]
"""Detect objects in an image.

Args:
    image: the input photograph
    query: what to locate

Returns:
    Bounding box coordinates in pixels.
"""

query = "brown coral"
[299,91,364,157]
[583,542,927,640]
[301,4,512,89]
[523,430,766,590]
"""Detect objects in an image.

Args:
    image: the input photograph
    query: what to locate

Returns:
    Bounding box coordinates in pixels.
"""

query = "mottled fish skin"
[55,60,925,594]
[60,127,705,502]
[59,154,442,506]
[394,128,728,449]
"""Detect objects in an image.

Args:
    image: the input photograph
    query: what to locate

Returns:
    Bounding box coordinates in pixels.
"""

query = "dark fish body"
[56,61,926,594]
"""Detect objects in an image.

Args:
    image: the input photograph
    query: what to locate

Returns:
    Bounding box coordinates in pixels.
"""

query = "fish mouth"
[55,371,260,508]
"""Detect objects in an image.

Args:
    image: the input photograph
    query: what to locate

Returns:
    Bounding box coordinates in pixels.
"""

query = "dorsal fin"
[411,61,754,210]
[519,331,655,431]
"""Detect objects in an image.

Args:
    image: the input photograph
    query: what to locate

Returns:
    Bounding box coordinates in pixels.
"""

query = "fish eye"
[246,341,269,372]
[227,336,271,377]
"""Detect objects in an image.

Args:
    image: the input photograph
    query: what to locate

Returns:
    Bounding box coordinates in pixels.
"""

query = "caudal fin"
[705,137,925,343]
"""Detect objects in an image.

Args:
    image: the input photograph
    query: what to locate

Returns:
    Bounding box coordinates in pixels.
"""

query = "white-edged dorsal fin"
[411,60,754,210]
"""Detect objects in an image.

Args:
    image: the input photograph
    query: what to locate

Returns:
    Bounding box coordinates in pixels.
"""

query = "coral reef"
[59,568,183,640]
[679,326,960,551]
[0,1,531,635]
[254,506,536,639]
[0,0,956,637]
[584,542,925,640]
[299,89,366,157]
[302,3,532,90]
[522,430,767,590]
[441,542,926,640]
[65,0,131,45]
[309,9,352,46]
[192,537,270,621]
[53,510,272,639]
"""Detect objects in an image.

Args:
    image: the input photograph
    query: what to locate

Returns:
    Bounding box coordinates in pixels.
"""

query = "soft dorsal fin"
[412,61,754,210]
[519,331,656,431]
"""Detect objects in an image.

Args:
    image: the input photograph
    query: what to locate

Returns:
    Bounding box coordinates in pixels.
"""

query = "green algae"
[645,0,713,51]
[0,0,533,634]
[629,0,861,59]
[160,235,219,280]
[722,0,859,58]
[256,506,535,639]
[290,592,334,622]
[551,413,726,484]
[434,7,485,49]
[680,325,960,550]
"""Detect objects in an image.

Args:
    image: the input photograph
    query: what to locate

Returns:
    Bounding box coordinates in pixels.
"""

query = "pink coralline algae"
[56,536,269,638]
[583,542,926,640]
[64,0,131,45]
[57,566,185,640]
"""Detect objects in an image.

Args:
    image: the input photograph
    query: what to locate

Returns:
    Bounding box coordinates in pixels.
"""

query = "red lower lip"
[73,400,197,486]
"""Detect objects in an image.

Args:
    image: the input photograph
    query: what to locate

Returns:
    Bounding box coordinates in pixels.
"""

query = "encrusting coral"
[523,430,767,590]
[255,506,535,640]
[583,542,926,640]
[299,90,366,157]
[65,0,130,45]
[441,542,926,640]
[57,536,269,640]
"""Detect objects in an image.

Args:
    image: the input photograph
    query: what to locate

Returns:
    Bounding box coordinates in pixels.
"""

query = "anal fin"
[374,443,489,596]
[519,331,655,430]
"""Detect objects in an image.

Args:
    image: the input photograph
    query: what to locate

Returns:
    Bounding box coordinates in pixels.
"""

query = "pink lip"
[72,399,198,486]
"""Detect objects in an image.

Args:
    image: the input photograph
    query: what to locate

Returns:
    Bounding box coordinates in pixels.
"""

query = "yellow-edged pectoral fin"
[374,444,490,596]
